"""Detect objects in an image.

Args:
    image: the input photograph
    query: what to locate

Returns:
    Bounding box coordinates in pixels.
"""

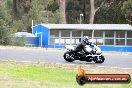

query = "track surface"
[0,48,132,68]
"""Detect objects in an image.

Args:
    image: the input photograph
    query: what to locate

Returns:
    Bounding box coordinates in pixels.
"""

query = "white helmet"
[83,36,89,43]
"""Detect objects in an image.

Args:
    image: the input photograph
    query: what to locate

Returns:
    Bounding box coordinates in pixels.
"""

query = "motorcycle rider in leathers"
[74,36,94,54]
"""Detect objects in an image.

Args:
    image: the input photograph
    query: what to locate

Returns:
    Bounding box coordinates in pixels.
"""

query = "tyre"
[76,75,86,85]
[86,59,92,62]
[63,51,74,62]
[85,57,92,62]
[93,55,105,63]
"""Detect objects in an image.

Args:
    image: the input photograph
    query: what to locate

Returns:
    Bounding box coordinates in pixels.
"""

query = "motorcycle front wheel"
[93,55,105,63]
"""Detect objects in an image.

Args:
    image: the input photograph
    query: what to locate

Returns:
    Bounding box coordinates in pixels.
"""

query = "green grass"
[0,61,131,88]
[9,66,76,85]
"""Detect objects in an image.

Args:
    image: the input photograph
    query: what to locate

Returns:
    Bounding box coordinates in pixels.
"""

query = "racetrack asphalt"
[0,47,132,68]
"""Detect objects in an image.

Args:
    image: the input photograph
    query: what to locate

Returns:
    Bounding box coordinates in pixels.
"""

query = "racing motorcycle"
[63,44,105,63]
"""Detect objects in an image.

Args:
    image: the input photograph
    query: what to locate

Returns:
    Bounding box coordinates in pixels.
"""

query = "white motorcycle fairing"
[65,45,75,50]
[85,45,102,54]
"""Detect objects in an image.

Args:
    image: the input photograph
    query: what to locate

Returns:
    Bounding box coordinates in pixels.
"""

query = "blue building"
[15,32,38,47]
[32,24,132,52]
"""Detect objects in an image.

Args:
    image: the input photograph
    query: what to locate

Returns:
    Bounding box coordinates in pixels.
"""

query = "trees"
[66,0,128,24]
[66,0,87,24]
[11,0,60,32]
[88,0,119,24]
[59,0,66,23]
[66,0,107,24]
[89,0,107,24]
[95,0,127,24]
[0,0,12,45]
[122,0,132,23]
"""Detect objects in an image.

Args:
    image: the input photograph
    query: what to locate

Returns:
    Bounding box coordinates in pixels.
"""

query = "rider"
[74,36,94,53]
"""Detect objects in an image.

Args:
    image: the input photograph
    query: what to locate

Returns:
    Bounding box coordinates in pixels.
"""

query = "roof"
[14,32,37,37]
[36,24,132,30]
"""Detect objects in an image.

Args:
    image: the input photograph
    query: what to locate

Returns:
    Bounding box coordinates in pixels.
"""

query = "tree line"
[0,0,132,45]
[66,0,131,24]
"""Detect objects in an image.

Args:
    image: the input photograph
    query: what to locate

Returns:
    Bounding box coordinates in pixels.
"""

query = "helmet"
[83,36,89,44]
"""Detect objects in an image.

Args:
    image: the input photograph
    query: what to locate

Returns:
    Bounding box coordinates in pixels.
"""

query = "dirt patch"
[1,60,132,76]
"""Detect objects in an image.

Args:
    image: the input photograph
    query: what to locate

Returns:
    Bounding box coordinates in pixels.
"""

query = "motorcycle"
[63,44,105,63]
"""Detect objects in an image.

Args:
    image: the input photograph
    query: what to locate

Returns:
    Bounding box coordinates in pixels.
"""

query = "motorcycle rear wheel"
[64,51,74,62]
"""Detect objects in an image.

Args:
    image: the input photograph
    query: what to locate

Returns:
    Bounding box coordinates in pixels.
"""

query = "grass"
[0,61,131,88]
[9,66,76,85]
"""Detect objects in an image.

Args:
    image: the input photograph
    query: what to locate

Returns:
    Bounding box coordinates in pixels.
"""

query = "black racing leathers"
[74,41,93,53]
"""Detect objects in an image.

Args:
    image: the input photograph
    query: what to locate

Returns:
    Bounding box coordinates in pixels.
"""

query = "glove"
[90,43,94,47]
